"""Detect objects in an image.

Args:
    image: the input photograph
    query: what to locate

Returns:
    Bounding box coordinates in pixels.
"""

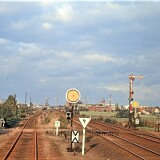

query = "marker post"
[82,127,86,155]
[55,121,60,136]
[79,117,91,155]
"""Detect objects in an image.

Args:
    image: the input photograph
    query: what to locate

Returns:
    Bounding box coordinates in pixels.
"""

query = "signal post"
[128,74,143,127]
[65,88,81,151]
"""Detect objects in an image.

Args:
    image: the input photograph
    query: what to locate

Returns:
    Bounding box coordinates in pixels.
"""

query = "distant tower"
[45,98,49,106]
[101,98,105,105]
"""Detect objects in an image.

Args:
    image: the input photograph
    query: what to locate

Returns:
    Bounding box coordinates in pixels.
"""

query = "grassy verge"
[80,111,160,130]
[80,111,117,117]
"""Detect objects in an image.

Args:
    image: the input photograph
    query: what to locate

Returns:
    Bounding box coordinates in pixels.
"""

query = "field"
[80,111,117,117]
[79,111,160,131]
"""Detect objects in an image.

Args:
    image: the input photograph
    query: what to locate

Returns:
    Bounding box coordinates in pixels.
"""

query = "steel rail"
[93,120,160,143]
[73,119,159,160]
[88,121,160,157]
[2,119,29,160]
[2,114,40,160]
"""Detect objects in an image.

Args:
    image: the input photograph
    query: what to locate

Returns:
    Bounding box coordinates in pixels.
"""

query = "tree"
[2,95,17,119]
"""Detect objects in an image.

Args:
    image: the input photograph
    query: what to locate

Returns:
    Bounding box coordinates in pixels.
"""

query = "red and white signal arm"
[66,88,81,103]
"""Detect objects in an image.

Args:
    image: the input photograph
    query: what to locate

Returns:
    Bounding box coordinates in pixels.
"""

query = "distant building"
[154,107,160,114]
[87,104,115,112]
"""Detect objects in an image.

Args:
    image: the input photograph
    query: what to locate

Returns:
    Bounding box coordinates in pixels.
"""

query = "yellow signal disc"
[66,88,81,103]
[132,101,139,108]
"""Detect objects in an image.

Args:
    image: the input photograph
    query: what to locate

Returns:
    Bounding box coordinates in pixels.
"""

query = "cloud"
[18,43,43,56]
[58,51,73,58]
[0,54,22,75]
[42,3,75,23]
[11,20,28,30]
[0,4,8,13]
[82,53,117,63]
[0,1,160,106]
[39,0,55,8]
[0,38,10,45]
[105,83,128,93]
[41,22,53,30]
[55,4,74,22]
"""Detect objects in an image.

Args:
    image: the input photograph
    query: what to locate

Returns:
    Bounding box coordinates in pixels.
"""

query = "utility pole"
[45,98,49,106]
[55,97,58,107]
[84,96,86,105]
[25,92,27,116]
[128,74,143,127]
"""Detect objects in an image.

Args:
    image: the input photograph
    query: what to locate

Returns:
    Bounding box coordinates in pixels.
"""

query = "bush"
[105,118,117,124]
[138,119,155,128]
[44,117,52,124]
[116,110,129,118]
[97,116,103,121]
[58,116,68,128]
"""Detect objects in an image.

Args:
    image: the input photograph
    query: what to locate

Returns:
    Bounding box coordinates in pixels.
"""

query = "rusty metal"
[73,117,160,160]
[1,113,40,160]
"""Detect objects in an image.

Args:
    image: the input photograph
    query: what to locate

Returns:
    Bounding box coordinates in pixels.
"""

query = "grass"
[140,114,160,120]
[79,111,117,117]
[80,111,160,129]
[44,117,52,124]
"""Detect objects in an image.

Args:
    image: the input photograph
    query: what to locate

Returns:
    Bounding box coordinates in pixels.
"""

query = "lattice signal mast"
[128,74,143,126]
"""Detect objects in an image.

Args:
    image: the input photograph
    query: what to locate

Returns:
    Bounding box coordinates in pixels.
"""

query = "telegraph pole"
[25,92,27,116]
[128,74,143,127]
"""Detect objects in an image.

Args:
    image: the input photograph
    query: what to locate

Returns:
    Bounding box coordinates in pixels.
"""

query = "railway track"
[73,117,160,160]
[92,120,160,144]
[0,113,40,160]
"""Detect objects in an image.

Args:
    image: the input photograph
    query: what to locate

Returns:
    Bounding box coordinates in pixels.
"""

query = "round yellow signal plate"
[66,88,81,103]
[132,101,139,108]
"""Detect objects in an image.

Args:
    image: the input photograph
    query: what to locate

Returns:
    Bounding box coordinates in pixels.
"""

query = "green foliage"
[105,118,117,124]
[138,118,156,128]
[5,118,20,128]
[58,115,68,128]
[44,117,52,124]
[98,116,103,121]
[80,114,86,117]
[80,111,117,117]
[0,95,18,119]
[116,110,129,118]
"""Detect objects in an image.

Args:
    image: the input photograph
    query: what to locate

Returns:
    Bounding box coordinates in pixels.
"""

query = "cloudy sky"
[0,0,160,106]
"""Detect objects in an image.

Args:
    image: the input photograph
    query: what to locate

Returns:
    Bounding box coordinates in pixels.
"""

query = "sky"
[0,0,160,106]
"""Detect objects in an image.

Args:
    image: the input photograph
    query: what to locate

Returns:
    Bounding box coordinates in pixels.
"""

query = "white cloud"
[0,1,160,106]
[0,5,7,13]
[82,53,116,63]
[39,0,55,8]
[0,38,10,45]
[0,55,22,75]
[54,4,74,22]
[41,22,53,30]
[58,51,73,58]
[11,20,28,30]
[41,3,75,23]
[105,83,128,93]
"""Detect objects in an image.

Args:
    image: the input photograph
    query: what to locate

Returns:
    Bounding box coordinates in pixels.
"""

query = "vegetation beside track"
[0,94,36,128]
[80,111,160,130]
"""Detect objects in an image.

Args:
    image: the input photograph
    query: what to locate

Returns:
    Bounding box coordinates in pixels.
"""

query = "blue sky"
[0,0,160,106]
